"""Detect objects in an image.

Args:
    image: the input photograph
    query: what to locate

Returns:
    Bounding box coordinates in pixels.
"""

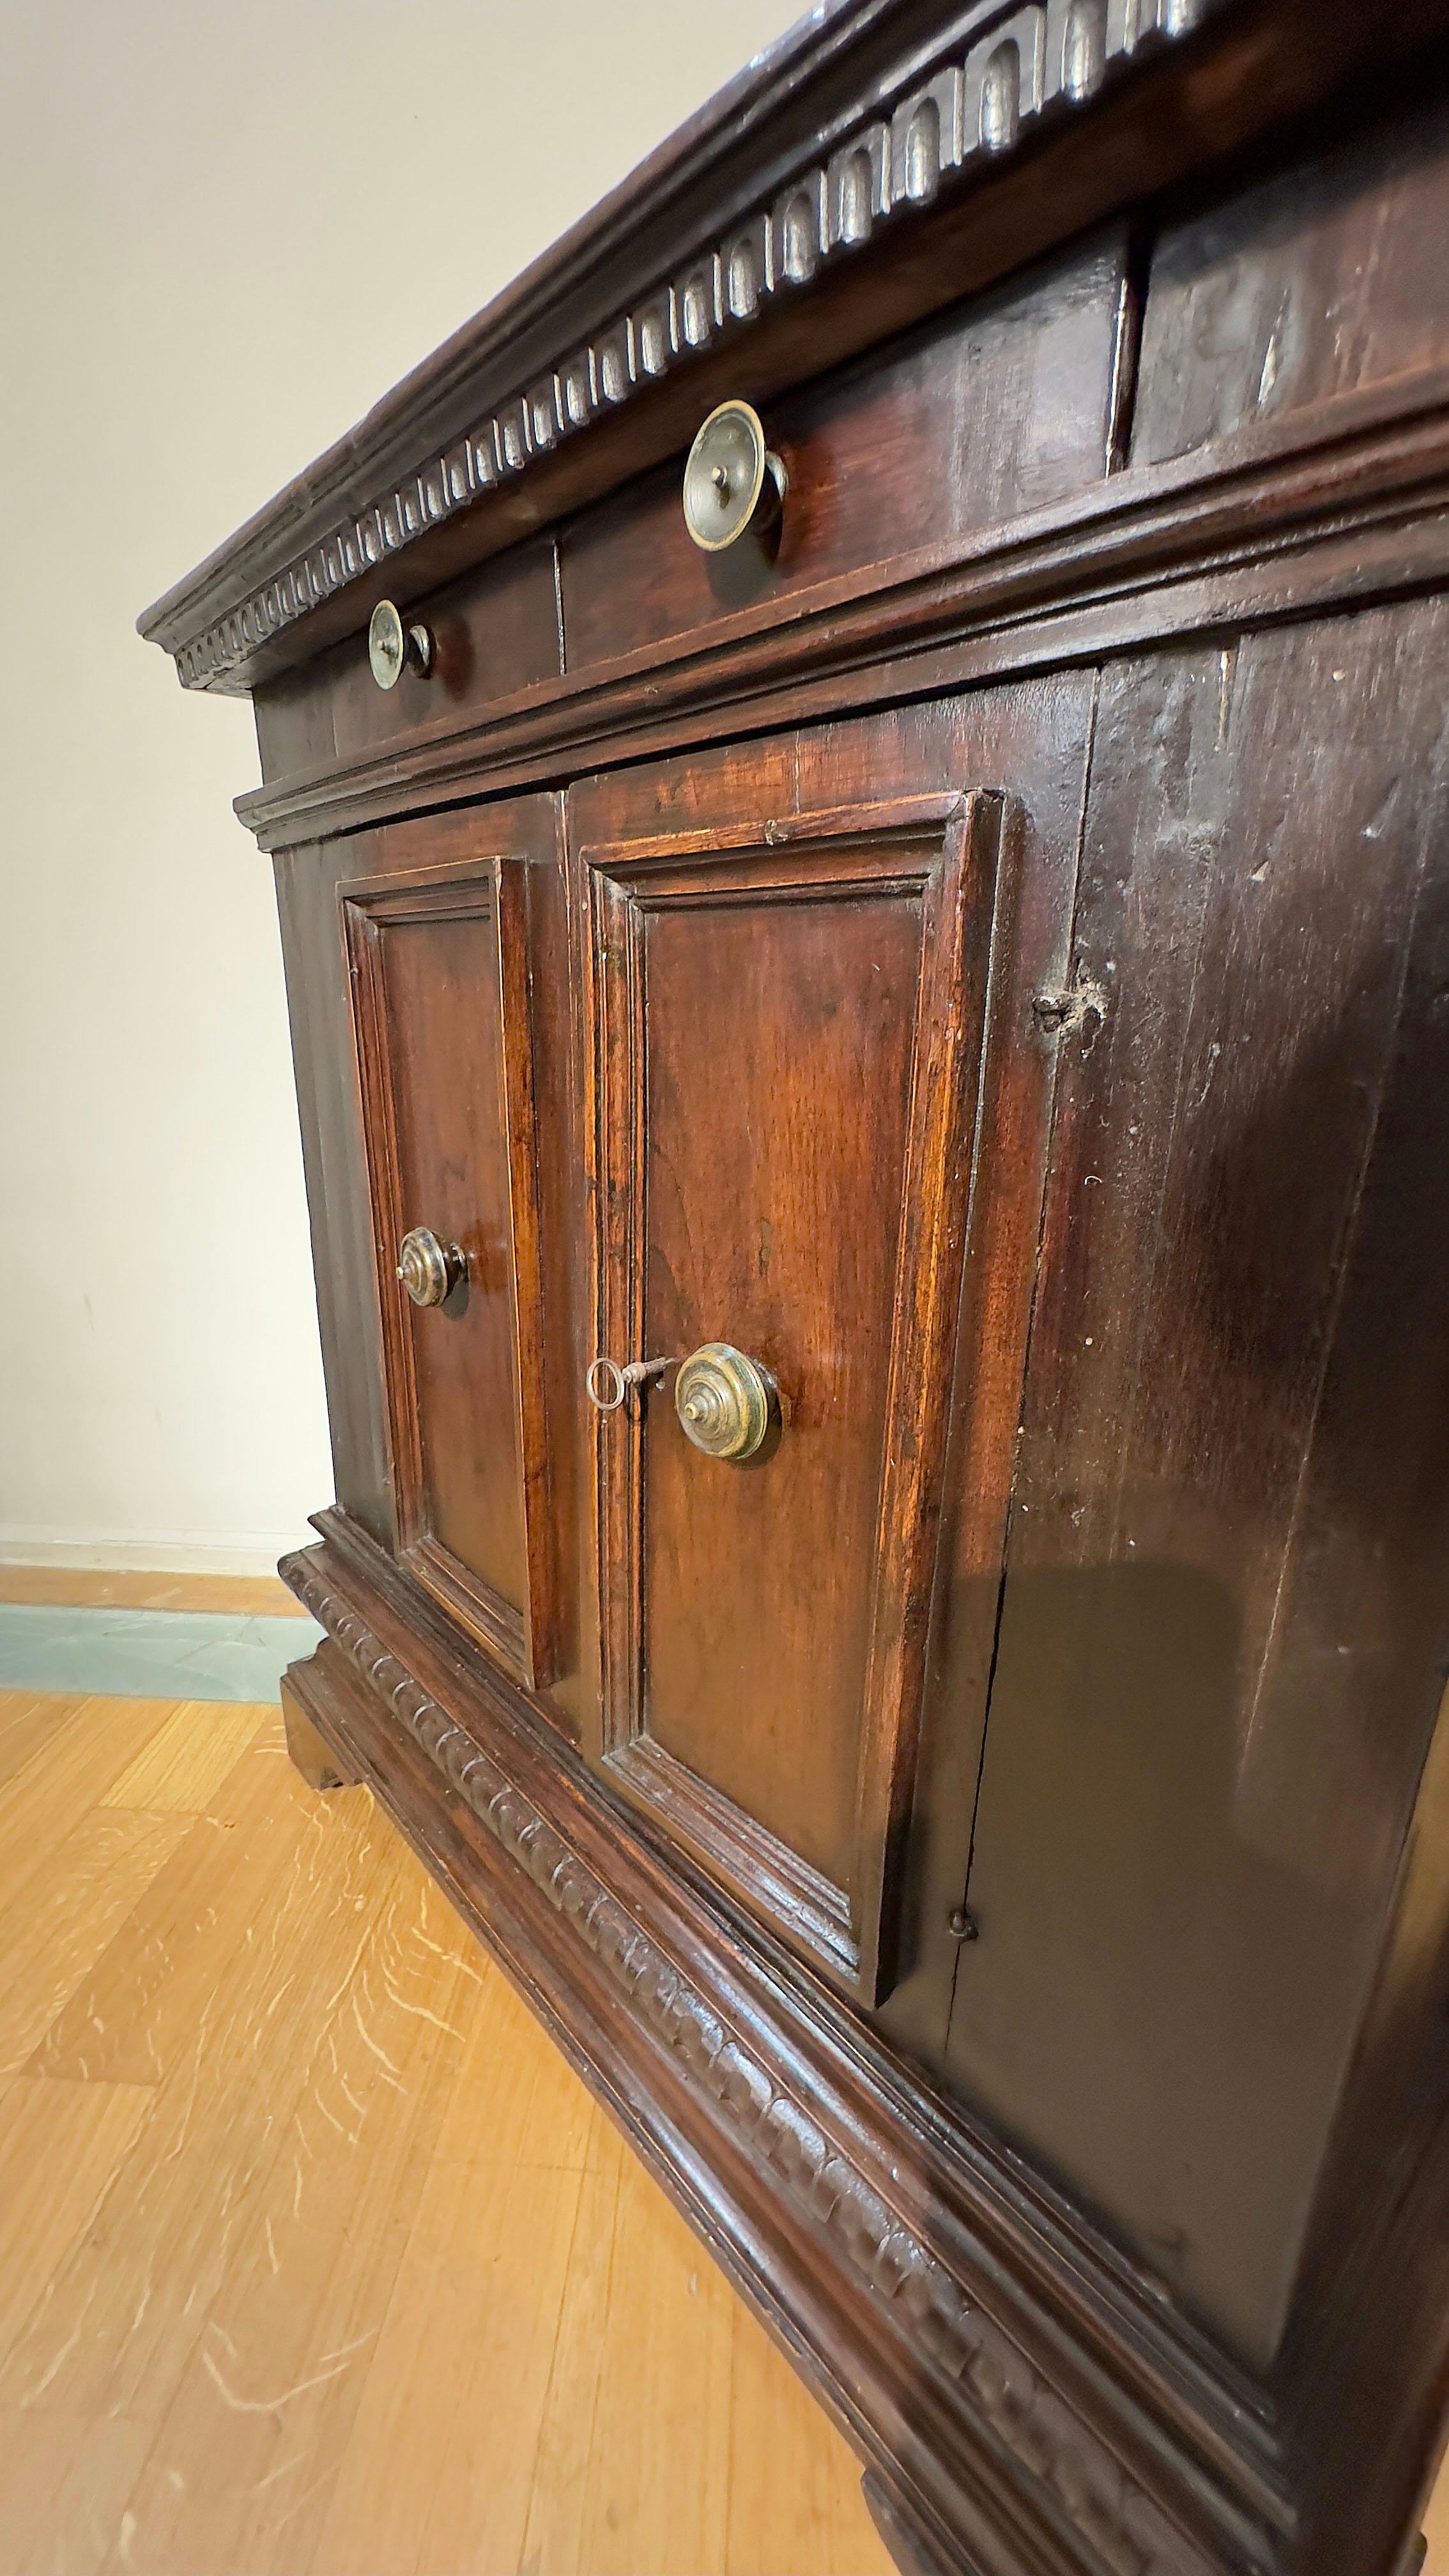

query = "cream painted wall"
[0,0,800,1575]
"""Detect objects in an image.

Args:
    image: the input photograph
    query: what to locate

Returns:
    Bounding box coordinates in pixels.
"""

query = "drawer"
[558,226,1129,680]
[1133,96,1449,466]
[252,533,562,782]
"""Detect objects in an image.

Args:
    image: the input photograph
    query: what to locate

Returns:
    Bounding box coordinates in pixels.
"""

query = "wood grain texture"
[236,353,1449,858]
[0,2412,152,2576]
[558,227,1128,675]
[570,686,1093,2036]
[947,598,1449,2373]
[0,2078,159,2363]
[0,1685,886,2575]
[0,1808,192,2081]
[0,1696,192,1924]
[98,1701,272,1814]
[1133,96,1449,465]
[580,776,1014,2000]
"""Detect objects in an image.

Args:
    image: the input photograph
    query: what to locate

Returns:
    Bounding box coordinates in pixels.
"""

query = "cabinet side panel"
[947,600,1449,2369]
[272,842,395,1547]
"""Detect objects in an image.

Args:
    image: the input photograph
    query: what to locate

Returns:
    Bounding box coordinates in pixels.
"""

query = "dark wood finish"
[254,533,562,780]
[864,2472,959,2576]
[280,1514,1276,2576]
[945,600,1449,2372]
[280,1661,360,1790]
[567,681,1096,2055]
[559,226,1130,675]
[144,13,1449,2573]
[578,770,1016,2002]
[344,801,566,1691]
[238,358,1449,852]
[1134,96,1449,466]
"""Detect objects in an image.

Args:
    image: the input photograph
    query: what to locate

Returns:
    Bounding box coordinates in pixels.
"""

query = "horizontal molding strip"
[238,369,1449,849]
[282,1517,1293,2576]
[141,0,1223,696]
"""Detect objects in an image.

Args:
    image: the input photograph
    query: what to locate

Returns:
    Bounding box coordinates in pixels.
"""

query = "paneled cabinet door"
[572,747,1022,2006]
[343,806,562,1690]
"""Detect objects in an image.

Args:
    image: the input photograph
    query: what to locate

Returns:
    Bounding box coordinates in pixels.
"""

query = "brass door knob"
[396,1227,465,1308]
[368,599,434,690]
[682,401,786,553]
[675,1344,774,1460]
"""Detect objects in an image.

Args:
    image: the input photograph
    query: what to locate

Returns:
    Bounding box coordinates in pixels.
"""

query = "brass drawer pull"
[675,1344,774,1460]
[682,401,786,553]
[397,1227,466,1308]
[368,599,434,691]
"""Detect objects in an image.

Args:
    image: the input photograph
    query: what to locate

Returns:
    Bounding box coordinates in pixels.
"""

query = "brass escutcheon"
[396,1226,465,1308]
[674,1343,774,1460]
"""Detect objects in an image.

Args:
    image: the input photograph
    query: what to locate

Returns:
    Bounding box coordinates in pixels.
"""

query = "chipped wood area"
[0,1686,889,2576]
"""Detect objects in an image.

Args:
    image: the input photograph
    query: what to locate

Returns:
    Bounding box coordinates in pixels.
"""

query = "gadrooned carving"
[170,0,1213,694]
[282,1547,1214,2576]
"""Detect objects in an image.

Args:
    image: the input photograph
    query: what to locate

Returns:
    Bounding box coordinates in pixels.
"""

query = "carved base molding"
[280,1515,1298,2576]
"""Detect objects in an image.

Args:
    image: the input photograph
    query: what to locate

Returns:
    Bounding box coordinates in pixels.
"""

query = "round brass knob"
[368,599,434,691]
[674,1343,774,1460]
[396,1227,465,1308]
[681,401,786,553]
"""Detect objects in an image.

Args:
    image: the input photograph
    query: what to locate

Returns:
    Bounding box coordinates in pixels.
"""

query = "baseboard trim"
[0,1531,313,1578]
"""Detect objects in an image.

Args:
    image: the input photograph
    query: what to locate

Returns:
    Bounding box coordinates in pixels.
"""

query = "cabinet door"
[344,806,562,1689]
[573,749,1018,2005]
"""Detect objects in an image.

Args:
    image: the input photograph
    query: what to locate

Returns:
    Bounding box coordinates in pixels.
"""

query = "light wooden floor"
[0,1567,306,1617]
[0,1680,893,2576]
[1,1601,1446,2576]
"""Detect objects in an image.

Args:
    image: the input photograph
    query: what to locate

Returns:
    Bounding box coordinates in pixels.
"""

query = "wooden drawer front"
[1133,98,1449,467]
[558,228,1129,682]
[576,762,1017,2005]
[253,535,563,783]
[344,815,560,1689]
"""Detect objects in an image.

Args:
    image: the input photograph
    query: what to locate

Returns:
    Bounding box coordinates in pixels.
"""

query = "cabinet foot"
[280,1667,360,1792]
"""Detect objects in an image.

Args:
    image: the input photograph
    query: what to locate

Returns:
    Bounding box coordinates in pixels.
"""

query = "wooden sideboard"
[140,7,1449,2570]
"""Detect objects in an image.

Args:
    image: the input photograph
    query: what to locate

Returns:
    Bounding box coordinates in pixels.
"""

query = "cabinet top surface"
[137,0,1449,698]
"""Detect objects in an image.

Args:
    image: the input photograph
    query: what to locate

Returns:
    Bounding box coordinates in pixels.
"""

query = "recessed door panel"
[583,790,1015,2002]
[345,841,558,1688]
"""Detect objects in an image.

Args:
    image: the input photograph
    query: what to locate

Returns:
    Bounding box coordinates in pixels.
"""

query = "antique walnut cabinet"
[141,4,1449,2569]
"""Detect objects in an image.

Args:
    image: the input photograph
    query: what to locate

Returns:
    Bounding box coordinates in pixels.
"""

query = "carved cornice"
[282,1544,1215,2576]
[142,0,1222,698]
